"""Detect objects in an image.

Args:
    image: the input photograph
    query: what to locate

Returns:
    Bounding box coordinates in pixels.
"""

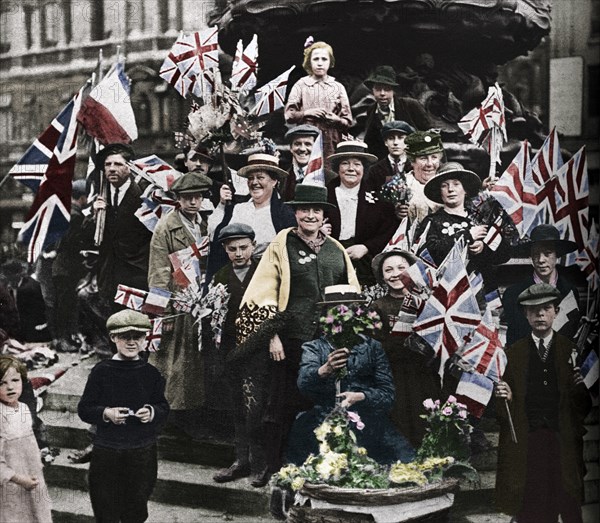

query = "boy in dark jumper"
[78,310,169,522]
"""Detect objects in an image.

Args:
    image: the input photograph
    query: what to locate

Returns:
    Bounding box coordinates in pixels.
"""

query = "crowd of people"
[0,39,595,523]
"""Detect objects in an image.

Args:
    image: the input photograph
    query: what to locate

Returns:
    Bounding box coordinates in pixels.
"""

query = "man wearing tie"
[90,143,151,313]
[367,120,415,191]
[280,124,320,201]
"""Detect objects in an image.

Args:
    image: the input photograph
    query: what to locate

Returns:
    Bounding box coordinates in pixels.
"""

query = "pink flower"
[442,407,453,416]
[367,310,378,319]
[324,315,335,324]
[347,411,365,430]
[434,399,440,407]
[423,398,436,410]
[457,402,467,410]
[447,395,457,404]
[338,305,349,314]
[458,410,467,419]
[355,307,364,316]
[332,325,342,334]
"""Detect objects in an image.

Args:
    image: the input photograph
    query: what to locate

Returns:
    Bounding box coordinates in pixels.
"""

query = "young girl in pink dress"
[0,356,52,523]
[284,40,353,165]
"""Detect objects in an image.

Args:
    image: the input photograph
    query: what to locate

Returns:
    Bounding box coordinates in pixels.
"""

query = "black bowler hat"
[218,223,256,243]
[513,224,578,258]
[285,184,336,210]
[95,143,135,168]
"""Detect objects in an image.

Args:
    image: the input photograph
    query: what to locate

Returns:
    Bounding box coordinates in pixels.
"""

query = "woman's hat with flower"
[238,153,288,179]
[423,162,482,204]
[327,141,378,170]
[317,284,367,305]
[371,249,418,285]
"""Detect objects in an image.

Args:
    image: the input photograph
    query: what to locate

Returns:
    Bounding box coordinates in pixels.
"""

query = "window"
[0,7,11,53]
[160,0,183,33]
[0,95,13,142]
[589,65,599,117]
[90,0,104,41]
[41,1,61,47]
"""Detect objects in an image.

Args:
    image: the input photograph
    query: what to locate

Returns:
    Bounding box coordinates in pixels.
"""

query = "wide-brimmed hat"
[285,184,336,210]
[106,310,151,334]
[371,249,418,285]
[423,162,482,204]
[512,224,578,258]
[317,285,367,305]
[285,124,320,142]
[517,283,562,307]
[405,131,444,159]
[364,65,399,88]
[218,223,255,243]
[170,171,213,194]
[237,153,288,179]
[96,143,135,168]
[381,121,416,139]
[327,141,378,169]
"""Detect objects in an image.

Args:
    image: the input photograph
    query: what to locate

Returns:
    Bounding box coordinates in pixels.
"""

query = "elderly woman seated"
[326,141,399,286]
[286,286,415,466]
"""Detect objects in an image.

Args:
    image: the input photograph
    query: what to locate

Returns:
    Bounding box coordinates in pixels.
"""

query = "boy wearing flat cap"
[148,171,212,416]
[495,283,591,523]
[78,310,169,522]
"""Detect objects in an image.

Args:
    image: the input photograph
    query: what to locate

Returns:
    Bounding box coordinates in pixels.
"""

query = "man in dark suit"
[280,124,320,201]
[91,143,151,313]
[362,65,432,160]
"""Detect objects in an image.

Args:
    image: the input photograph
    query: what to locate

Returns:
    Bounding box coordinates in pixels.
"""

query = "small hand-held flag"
[250,66,295,116]
[302,132,325,187]
[230,34,259,92]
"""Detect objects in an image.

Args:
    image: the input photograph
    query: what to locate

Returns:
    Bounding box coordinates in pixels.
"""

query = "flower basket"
[286,479,459,522]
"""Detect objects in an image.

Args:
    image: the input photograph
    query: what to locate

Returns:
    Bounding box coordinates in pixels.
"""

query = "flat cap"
[106,310,151,334]
[285,124,320,142]
[517,283,562,307]
[218,223,256,243]
[171,171,213,194]
[405,130,444,159]
[381,121,416,139]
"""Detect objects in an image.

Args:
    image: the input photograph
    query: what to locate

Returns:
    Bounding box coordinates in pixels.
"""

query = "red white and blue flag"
[581,349,599,391]
[114,284,148,311]
[77,63,138,144]
[455,371,495,418]
[146,318,163,352]
[230,34,258,92]
[132,155,180,191]
[251,66,295,116]
[413,242,482,380]
[12,86,84,263]
[482,214,503,251]
[142,287,172,316]
[576,220,599,291]
[302,132,326,187]
[384,217,409,252]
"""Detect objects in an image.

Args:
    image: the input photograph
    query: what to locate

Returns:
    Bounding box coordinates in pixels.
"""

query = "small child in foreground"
[78,310,169,522]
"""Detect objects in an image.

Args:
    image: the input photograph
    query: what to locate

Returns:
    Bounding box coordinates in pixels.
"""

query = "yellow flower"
[319,442,330,455]
[291,476,305,491]
[316,451,348,481]
[389,462,427,486]
[314,422,332,442]
[418,456,454,473]
[356,447,367,456]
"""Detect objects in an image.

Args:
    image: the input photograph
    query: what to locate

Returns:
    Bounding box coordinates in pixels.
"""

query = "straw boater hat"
[95,143,135,168]
[371,249,418,285]
[106,310,151,334]
[517,283,562,307]
[512,224,578,259]
[317,284,368,305]
[237,153,288,179]
[327,141,378,170]
[423,162,482,204]
[405,130,444,160]
[285,184,336,210]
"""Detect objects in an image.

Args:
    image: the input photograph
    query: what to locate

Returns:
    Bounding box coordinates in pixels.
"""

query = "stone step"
[45,448,271,517]
[49,486,278,523]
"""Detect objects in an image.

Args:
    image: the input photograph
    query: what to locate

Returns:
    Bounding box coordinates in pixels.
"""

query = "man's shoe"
[212,461,251,483]
[250,467,271,488]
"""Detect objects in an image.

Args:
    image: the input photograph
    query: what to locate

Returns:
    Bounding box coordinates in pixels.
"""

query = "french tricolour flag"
[77,63,138,145]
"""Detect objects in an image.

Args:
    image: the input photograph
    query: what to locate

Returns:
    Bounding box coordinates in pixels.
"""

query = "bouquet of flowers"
[320,304,383,350]
[418,396,473,461]
[379,174,412,205]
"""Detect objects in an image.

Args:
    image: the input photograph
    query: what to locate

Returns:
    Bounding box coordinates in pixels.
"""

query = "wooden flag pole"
[504,399,517,444]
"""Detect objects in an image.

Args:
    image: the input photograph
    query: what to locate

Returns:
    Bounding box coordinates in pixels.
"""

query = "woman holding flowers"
[286,287,415,466]
[371,249,442,448]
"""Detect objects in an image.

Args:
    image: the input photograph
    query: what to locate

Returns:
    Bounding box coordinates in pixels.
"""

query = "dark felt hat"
[512,224,578,258]
[96,143,135,168]
[218,223,256,243]
[381,121,416,139]
[423,162,482,204]
[317,285,367,305]
[284,124,320,142]
[237,153,288,179]
[517,283,562,306]
[285,184,336,210]
[405,131,444,159]
[364,65,399,88]
[188,144,215,163]
[371,249,418,285]
[106,310,151,334]
[170,171,213,194]
[327,140,378,169]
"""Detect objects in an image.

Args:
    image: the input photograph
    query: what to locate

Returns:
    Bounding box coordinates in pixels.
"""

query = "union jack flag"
[135,187,177,233]
[548,146,589,261]
[576,220,599,291]
[146,318,163,352]
[482,214,503,251]
[114,284,148,311]
[251,66,295,116]
[458,309,507,384]
[302,132,326,187]
[132,155,180,191]
[398,257,435,292]
[169,238,210,287]
[489,140,537,237]
[458,83,506,165]
[12,86,84,263]
[413,242,482,381]
[230,34,258,92]
[384,217,409,252]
